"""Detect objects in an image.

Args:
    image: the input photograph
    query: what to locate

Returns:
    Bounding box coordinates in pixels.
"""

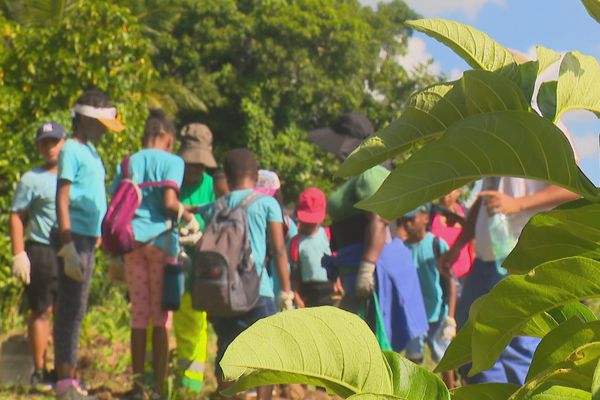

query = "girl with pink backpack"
[108,109,199,399]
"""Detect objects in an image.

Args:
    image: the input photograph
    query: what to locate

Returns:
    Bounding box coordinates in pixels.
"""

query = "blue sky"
[361,0,600,185]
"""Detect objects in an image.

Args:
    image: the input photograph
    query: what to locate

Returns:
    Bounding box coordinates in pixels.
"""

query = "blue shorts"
[457,258,540,385]
[210,296,277,378]
[405,319,449,363]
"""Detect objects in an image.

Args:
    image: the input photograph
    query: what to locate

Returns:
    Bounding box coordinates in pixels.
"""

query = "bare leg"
[152,326,168,395]
[28,307,52,370]
[442,370,455,389]
[257,385,273,400]
[131,328,147,393]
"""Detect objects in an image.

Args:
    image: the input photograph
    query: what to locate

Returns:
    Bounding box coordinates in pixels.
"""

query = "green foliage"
[582,0,600,23]
[152,0,437,201]
[504,199,600,274]
[221,306,450,399]
[0,0,155,325]
[341,19,599,218]
[450,383,519,400]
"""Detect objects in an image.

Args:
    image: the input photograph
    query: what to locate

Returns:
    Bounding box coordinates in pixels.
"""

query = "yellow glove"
[12,252,31,285]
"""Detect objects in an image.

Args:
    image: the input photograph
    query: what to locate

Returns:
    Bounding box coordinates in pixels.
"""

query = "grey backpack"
[191,191,263,317]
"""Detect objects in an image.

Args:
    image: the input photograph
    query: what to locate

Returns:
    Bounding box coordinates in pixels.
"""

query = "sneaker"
[30,369,53,392]
[56,382,94,399]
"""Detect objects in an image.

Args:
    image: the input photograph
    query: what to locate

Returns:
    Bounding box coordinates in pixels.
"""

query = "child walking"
[196,149,293,400]
[400,205,457,388]
[289,188,335,308]
[9,122,66,390]
[55,89,124,399]
[110,110,199,399]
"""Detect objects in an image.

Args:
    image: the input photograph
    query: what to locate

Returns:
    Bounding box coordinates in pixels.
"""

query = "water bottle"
[488,212,517,262]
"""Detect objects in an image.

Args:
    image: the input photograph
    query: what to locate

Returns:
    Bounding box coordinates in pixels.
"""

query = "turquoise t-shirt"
[199,189,283,298]
[294,227,331,283]
[110,149,184,254]
[271,215,298,296]
[10,167,58,245]
[58,139,107,237]
[405,232,449,323]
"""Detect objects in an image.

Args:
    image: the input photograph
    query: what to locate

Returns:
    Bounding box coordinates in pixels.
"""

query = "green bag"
[358,292,392,351]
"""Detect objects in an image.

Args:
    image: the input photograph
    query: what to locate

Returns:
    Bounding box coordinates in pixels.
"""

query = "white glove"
[58,242,85,282]
[441,316,457,341]
[12,252,31,285]
[278,291,295,311]
[179,251,192,271]
[180,217,200,236]
[355,261,376,298]
[179,231,203,247]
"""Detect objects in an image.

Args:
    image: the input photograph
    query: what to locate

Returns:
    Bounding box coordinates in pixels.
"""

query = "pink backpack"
[101,157,179,256]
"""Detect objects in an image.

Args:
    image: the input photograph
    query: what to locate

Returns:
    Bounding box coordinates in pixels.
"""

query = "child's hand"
[355,261,375,298]
[278,290,295,311]
[294,293,305,309]
[441,316,457,340]
[58,242,85,282]
[333,277,344,295]
[12,252,31,285]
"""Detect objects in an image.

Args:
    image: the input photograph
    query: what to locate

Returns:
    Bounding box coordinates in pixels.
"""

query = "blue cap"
[36,122,66,143]
[403,204,430,218]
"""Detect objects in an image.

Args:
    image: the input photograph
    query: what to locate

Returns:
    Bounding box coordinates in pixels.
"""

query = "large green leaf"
[517,383,591,400]
[582,0,600,23]
[554,51,600,121]
[347,394,403,400]
[337,82,465,177]
[593,359,600,400]
[451,383,519,400]
[504,199,600,274]
[220,307,393,398]
[527,318,600,381]
[356,111,598,219]
[536,81,557,120]
[406,19,519,82]
[536,46,562,76]
[436,301,595,372]
[383,351,450,400]
[461,70,530,114]
[511,343,600,399]
[469,257,600,375]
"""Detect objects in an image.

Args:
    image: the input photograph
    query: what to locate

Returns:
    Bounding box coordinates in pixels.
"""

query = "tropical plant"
[220,1,600,399]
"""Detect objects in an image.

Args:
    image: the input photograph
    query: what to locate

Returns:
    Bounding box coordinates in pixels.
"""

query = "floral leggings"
[125,244,170,329]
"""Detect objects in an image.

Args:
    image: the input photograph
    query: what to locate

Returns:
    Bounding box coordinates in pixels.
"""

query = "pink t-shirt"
[430,204,474,278]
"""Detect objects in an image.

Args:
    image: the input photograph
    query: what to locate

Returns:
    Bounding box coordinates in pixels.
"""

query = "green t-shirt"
[328,165,389,221]
[181,172,215,291]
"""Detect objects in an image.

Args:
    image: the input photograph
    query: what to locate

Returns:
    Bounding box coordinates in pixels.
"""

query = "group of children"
[10,94,474,399]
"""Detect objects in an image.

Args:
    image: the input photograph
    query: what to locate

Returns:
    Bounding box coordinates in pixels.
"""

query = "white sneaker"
[56,384,94,400]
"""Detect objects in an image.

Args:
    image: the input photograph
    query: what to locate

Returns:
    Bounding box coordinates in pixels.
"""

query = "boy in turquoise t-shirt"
[9,122,66,390]
[196,148,293,400]
[400,205,457,388]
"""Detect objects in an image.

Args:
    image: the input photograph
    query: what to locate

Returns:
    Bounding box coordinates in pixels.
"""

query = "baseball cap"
[297,187,327,224]
[308,112,374,160]
[255,170,281,196]
[35,122,67,143]
[178,123,218,168]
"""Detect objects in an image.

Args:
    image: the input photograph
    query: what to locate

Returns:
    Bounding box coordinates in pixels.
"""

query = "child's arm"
[291,267,305,308]
[268,221,293,308]
[442,272,457,319]
[9,211,26,256]
[57,179,73,244]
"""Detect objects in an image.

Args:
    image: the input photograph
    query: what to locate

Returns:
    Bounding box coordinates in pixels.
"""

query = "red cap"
[296,187,327,224]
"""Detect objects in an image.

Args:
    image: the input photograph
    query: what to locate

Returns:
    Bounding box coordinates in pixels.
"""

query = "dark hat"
[403,204,431,219]
[308,112,374,160]
[35,122,66,143]
[178,123,217,168]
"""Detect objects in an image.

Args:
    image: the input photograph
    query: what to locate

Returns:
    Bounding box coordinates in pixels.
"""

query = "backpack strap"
[432,236,442,260]
[238,190,264,210]
[324,226,332,241]
[121,157,131,180]
[289,235,300,264]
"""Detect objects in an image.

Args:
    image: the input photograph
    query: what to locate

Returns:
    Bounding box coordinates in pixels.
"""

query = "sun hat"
[296,187,327,224]
[178,123,218,168]
[72,104,125,132]
[255,170,281,196]
[35,122,67,143]
[308,112,374,160]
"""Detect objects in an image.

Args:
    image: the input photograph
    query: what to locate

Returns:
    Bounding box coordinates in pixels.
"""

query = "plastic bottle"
[488,212,517,261]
